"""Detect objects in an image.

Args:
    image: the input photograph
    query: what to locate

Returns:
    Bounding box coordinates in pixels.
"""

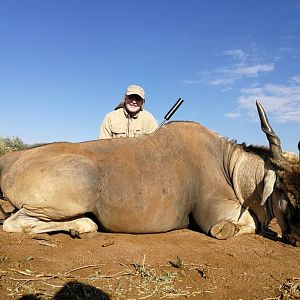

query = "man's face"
[124,95,144,115]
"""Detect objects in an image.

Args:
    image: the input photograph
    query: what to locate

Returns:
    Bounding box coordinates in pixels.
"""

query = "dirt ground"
[0,201,300,300]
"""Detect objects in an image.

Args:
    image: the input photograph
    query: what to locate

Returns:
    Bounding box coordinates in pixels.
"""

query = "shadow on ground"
[18,280,110,300]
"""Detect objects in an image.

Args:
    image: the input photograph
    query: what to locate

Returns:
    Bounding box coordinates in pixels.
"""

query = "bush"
[0,136,27,157]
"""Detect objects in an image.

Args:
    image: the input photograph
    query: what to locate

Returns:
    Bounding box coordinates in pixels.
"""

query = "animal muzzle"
[282,232,300,247]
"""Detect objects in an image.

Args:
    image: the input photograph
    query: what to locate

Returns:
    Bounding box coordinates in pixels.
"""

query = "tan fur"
[283,151,298,164]
[0,121,299,244]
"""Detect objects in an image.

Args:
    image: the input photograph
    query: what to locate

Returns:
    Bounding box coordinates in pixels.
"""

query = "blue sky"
[0,0,300,153]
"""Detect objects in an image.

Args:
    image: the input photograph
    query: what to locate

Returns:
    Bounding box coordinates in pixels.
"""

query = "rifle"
[157,98,184,130]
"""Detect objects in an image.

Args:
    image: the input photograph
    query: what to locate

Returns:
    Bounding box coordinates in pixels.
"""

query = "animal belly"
[97,206,189,233]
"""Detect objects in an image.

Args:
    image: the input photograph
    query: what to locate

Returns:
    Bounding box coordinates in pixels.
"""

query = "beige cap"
[125,85,145,100]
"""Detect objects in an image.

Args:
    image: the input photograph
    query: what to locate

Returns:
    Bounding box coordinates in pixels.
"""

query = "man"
[99,85,158,139]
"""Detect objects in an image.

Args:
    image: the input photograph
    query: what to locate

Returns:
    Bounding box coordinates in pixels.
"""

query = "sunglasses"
[127,95,144,102]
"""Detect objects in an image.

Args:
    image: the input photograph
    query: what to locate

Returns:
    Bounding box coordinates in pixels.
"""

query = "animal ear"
[261,169,276,206]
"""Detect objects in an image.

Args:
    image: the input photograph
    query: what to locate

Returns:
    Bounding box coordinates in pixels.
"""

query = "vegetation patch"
[1,255,218,299]
[0,136,27,156]
[276,278,300,300]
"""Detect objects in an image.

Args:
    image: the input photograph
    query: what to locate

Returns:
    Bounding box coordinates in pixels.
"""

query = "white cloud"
[221,87,233,92]
[209,77,236,86]
[223,49,246,61]
[183,45,300,125]
[225,112,240,119]
[205,62,274,86]
[184,47,275,87]
[279,46,296,53]
[291,76,300,84]
[232,63,274,76]
[182,79,202,84]
[229,78,300,123]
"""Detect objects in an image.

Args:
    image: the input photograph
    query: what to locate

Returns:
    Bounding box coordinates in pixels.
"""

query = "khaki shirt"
[99,108,158,139]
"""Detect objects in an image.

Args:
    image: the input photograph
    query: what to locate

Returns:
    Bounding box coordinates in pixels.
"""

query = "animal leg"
[210,220,237,240]
[210,209,256,240]
[0,204,9,221]
[3,208,98,238]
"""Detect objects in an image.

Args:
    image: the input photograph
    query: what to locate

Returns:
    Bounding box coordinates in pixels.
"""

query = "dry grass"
[1,255,215,299]
[263,278,300,300]
[1,253,298,299]
[277,278,300,299]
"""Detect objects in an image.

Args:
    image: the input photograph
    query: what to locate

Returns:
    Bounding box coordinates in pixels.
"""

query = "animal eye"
[276,182,284,192]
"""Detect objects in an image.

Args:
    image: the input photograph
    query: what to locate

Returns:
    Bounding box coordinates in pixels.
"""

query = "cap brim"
[126,92,145,100]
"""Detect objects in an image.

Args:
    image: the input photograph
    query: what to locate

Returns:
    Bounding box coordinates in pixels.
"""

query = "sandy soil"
[0,201,299,300]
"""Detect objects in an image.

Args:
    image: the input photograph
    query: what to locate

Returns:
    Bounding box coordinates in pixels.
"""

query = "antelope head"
[257,101,300,246]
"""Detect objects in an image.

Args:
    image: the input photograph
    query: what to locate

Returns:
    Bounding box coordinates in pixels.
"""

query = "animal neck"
[227,144,266,206]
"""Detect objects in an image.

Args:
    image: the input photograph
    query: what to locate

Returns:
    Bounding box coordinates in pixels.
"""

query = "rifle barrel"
[164,98,184,120]
[157,98,184,130]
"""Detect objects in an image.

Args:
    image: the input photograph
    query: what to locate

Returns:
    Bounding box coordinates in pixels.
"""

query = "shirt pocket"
[111,127,127,138]
[133,129,143,137]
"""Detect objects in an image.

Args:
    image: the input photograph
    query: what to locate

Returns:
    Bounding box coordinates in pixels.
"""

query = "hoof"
[69,229,97,239]
[210,221,238,240]
[69,229,80,239]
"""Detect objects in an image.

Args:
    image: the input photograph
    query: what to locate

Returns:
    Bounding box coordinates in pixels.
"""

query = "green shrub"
[0,136,27,157]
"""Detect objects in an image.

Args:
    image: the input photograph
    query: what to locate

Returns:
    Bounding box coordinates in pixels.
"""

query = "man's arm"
[99,115,112,139]
[144,112,158,134]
